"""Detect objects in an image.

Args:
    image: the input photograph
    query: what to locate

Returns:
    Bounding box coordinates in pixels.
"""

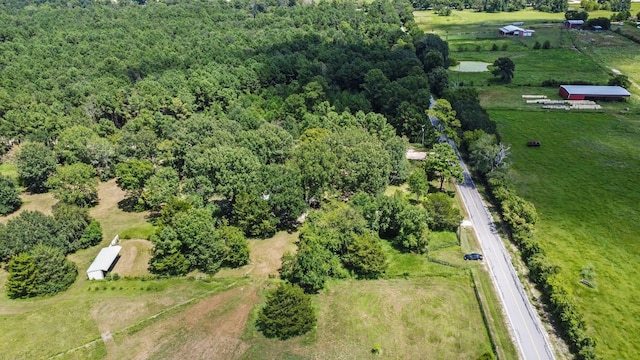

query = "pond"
[450,61,492,72]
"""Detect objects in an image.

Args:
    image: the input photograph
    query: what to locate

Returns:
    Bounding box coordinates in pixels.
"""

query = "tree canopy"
[492,57,516,84]
[0,174,21,215]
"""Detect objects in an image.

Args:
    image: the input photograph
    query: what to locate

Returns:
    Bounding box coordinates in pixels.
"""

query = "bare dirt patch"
[110,239,153,277]
[215,231,298,279]
[0,192,57,223]
[105,284,259,360]
[89,180,150,242]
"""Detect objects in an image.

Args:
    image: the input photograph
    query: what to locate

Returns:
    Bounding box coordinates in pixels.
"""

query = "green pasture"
[450,45,610,87]
[414,8,564,34]
[493,109,640,359]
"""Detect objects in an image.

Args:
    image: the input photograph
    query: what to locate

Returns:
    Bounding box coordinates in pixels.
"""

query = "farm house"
[87,245,122,280]
[558,85,631,100]
[498,25,535,37]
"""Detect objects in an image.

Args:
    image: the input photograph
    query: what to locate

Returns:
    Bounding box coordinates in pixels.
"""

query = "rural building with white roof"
[87,245,122,280]
[499,25,535,37]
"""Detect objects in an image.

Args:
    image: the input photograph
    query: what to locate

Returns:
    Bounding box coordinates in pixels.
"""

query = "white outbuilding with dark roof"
[87,245,122,280]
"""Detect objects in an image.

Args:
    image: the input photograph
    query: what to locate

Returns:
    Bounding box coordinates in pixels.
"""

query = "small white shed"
[87,245,122,280]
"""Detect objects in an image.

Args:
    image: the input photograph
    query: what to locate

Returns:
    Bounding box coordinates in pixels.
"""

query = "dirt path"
[102,283,259,360]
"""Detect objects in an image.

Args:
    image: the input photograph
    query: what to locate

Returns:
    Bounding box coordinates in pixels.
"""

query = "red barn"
[564,20,584,29]
[559,85,631,100]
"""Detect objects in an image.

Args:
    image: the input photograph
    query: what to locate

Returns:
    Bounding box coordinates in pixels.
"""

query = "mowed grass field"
[492,109,640,359]
[240,277,492,360]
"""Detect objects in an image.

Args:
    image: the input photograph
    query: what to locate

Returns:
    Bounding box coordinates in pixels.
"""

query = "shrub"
[608,74,631,89]
[501,43,508,51]
[542,40,551,49]
[491,43,499,51]
[256,282,316,339]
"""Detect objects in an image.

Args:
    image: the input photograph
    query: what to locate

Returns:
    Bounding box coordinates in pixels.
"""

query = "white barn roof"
[560,85,631,97]
[87,246,122,274]
[566,20,584,25]
[500,25,524,33]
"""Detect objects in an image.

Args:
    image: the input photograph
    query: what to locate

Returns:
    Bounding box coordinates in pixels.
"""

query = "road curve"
[428,98,555,360]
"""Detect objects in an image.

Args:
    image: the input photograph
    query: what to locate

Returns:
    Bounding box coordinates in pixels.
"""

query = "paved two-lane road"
[428,98,555,360]
[457,164,555,360]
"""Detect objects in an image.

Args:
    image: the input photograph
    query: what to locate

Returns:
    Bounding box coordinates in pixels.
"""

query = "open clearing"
[240,278,493,360]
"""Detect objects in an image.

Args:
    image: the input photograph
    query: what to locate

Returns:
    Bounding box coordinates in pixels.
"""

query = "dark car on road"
[464,253,483,261]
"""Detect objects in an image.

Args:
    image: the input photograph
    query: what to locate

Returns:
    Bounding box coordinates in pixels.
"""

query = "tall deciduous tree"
[293,134,337,202]
[280,240,339,294]
[53,203,91,253]
[16,142,57,193]
[427,67,449,98]
[256,282,316,339]
[140,166,180,211]
[468,132,510,175]
[217,223,250,268]
[47,163,99,207]
[232,192,278,238]
[183,146,261,201]
[408,170,429,199]
[423,192,462,231]
[424,143,463,191]
[428,99,461,145]
[116,158,154,200]
[491,57,515,84]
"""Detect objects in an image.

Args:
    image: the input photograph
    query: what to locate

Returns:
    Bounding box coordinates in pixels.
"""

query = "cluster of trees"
[412,0,527,13]
[0,205,102,298]
[532,0,568,12]
[0,0,441,290]
[281,184,462,294]
[461,131,598,359]
[148,204,250,276]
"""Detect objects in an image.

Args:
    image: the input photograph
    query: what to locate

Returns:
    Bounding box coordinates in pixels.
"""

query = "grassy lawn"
[240,278,493,360]
[492,109,640,359]
[237,224,518,360]
[0,161,18,179]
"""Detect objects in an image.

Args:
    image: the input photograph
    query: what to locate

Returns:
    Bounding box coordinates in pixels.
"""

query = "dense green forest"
[0,0,495,290]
